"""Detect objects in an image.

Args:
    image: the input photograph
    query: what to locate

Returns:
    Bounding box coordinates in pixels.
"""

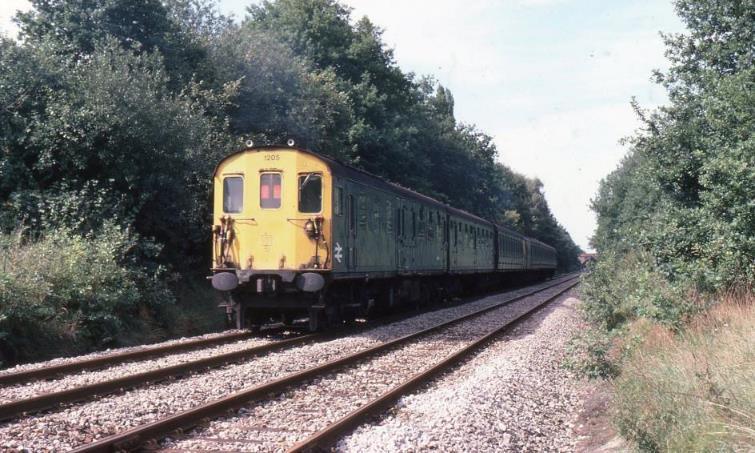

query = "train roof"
[216,145,554,246]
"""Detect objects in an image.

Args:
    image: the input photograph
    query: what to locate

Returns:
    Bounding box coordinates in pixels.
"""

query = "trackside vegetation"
[614,292,754,451]
[0,0,580,364]
[574,1,754,451]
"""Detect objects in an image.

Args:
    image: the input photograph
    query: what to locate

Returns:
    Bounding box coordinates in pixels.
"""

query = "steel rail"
[287,279,580,452]
[0,331,255,387]
[69,275,579,453]
[0,332,322,422]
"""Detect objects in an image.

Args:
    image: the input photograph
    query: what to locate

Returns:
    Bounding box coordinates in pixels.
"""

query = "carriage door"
[396,198,404,271]
[332,183,347,272]
[346,187,357,271]
[397,198,413,271]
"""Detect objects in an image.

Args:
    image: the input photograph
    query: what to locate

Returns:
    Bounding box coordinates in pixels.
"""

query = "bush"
[581,251,699,332]
[563,326,620,379]
[0,224,174,364]
[613,290,754,451]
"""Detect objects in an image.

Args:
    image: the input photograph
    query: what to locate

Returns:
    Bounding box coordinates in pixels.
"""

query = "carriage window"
[260,173,281,209]
[358,195,368,227]
[334,187,343,216]
[396,208,402,236]
[223,176,243,213]
[349,195,356,232]
[298,173,322,213]
[372,202,381,232]
[386,200,393,232]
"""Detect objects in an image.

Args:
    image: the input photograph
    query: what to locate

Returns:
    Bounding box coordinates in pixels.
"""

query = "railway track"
[59,275,579,452]
[288,278,578,452]
[0,275,573,423]
[0,331,321,421]
[0,323,315,387]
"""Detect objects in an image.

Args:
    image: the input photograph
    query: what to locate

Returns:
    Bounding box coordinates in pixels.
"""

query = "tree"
[15,0,215,86]
[590,0,754,301]
[0,37,233,264]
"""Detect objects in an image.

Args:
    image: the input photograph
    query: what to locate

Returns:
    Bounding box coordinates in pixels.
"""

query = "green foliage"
[587,0,754,329]
[209,27,354,159]
[582,251,696,331]
[563,326,619,379]
[0,225,173,363]
[580,2,754,449]
[15,0,215,87]
[1,0,582,363]
[0,36,234,264]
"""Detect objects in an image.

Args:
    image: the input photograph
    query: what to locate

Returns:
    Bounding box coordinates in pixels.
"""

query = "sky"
[0,0,686,251]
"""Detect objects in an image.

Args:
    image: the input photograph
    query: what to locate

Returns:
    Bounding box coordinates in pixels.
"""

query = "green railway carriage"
[447,208,495,273]
[497,226,527,271]
[329,161,449,278]
[526,238,558,269]
[211,145,556,330]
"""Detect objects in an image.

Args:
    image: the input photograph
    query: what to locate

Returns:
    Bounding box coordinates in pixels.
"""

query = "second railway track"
[0,330,256,386]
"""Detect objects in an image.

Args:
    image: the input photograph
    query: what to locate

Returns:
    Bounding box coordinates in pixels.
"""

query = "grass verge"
[613,290,754,451]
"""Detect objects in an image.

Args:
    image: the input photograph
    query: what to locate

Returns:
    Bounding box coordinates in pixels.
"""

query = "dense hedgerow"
[573,1,754,450]
[0,225,174,364]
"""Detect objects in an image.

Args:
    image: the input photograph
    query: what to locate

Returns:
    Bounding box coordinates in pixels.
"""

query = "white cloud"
[514,0,570,6]
[495,103,645,250]
[341,0,680,251]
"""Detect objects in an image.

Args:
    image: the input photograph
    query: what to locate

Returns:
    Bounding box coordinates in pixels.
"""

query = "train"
[210,143,557,330]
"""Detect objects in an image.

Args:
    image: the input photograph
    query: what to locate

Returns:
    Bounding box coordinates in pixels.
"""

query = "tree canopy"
[2,0,581,271]
[587,0,754,330]
[0,0,583,361]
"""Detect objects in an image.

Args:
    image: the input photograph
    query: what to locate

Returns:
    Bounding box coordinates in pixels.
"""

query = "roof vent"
[287,139,296,147]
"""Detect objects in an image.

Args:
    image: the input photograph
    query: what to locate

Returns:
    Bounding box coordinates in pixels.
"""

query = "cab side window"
[223,176,243,213]
[334,186,344,216]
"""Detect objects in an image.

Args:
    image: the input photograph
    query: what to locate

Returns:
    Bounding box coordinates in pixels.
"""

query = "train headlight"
[212,272,238,291]
[295,272,325,292]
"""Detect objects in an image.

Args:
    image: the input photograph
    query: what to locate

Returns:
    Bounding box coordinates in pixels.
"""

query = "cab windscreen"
[298,174,322,213]
[260,173,281,208]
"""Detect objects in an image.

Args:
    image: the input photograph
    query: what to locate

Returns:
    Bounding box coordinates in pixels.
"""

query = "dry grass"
[614,289,754,452]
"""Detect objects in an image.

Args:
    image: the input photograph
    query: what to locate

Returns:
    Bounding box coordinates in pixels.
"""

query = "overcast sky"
[1,0,685,251]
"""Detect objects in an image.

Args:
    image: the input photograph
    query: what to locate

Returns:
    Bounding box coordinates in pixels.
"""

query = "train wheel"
[280,313,295,326]
[241,307,263,333]
[326,304,343,327]
[308,307,326,331]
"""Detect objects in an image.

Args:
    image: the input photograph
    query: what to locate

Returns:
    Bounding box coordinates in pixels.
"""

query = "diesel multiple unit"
[211,145,557,330]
